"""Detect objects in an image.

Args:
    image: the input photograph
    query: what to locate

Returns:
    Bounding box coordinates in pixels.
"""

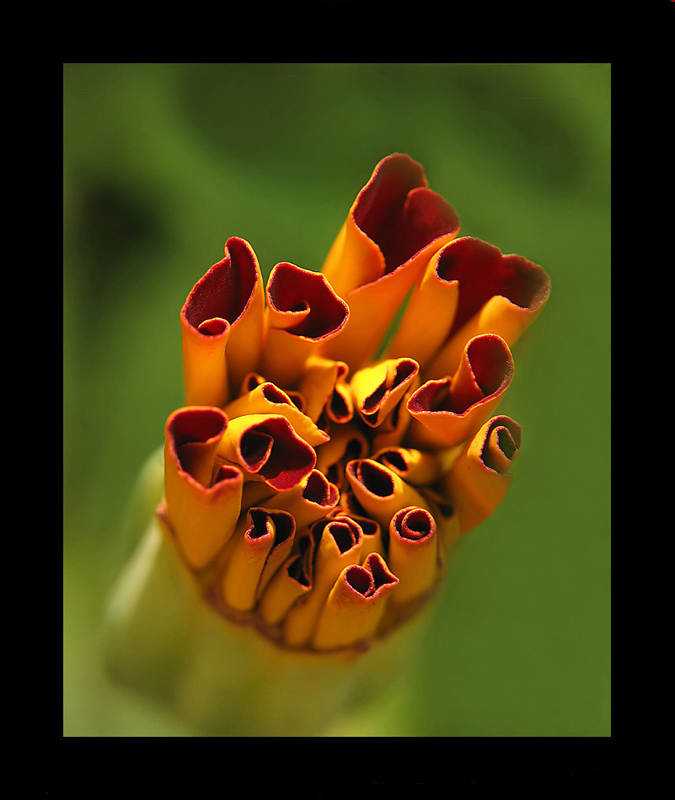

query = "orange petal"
[319,154,460,370]
[296,356,352,424]
[350,357,419,429]
[344,458,432,530]
[372,446,442,486]
[312,553,398,651]
[219,508,295,612]
[180,237,265,407]
[260,262,349,388]
[443,415,522,534]
[314,422,370,489]
[384,245,460,369]
[257,533,314,626]
[163,407,243,570]
[215,413,316,491]
[424,237,550,378]
[387,506,440,606]
[223,381,329,448]
[257,469,340,532]
[283,516,363,648]
[407,334,514,448]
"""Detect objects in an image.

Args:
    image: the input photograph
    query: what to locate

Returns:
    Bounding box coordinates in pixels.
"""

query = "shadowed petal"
[443,415,522,534]
[312,553,398,651]
[162,407,244,569]
[180,237,265,407]
[319,154,460,370]
[219,508,295,612]
[407,334,514,448]
[424,237,550,377]
[387,507,440,607]
[215,413,316,491]
[261,262,349,387]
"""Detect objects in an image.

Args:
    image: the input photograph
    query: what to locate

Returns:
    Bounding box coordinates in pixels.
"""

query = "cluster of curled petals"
[159,153,550,654]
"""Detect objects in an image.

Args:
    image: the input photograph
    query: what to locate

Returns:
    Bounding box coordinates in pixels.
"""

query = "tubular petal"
[424,237,550,377]
[258,469,340,532]
[350,357,420,429]
[181,237,265,407]
[444,415,522,534]
[384,245,460,369]
[344,458,432,530]
[372,446,442,487]
[319,154,460,370]
[407,334,514,448]
[387,507,440,606]
[220,508,295,612]
[260,262,349,387]
[223,381,329,448]
[257,534,315,626]
[312,553,399,651]
[296,356,351,424]
[283,517,363,648]
[215,413,316,491]
[163,407,244,569]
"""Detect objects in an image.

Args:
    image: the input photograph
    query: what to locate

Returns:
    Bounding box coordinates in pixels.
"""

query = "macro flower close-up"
[157,152,550,657]
[64,63,610,741]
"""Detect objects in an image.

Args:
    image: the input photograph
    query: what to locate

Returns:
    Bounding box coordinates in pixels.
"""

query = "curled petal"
[163,407,243,569]
[219,508,295,612]
[344,458,432,530]
[215,413,316,491]
[444,415,522,534]
[319,154,460,370]
[257,534,314,626]
[407,334,514,448]
[328,509,384,559]
[387,507,440,606]
[312,553,398,651]
[260,262,349,387]
[384,245,460,370]
[258,469,340,532]
[283,516,363,648]
[372,446,442,486]
[350,357,420,429]
[296,356,352,424]
[314,423,370,488]
[223,381,329,448]
[180,237,265,407]
[424,237,551,377]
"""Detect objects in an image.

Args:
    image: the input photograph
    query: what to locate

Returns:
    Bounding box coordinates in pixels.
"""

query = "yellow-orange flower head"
[159,154,550,654]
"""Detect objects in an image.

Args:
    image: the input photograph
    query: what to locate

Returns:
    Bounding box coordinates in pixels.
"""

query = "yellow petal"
[214,413,316,491]
[407,334,514,448]
[344,458,432,531]
[387,506,440,607]
[319,154,460,370]
[443,415,521,534]
[312,553,398,651]
[260,262,349,388]
[283,517,363,648]
[384,245,460,370]
[256,534,314,626]
[180,237,265,407]
[371,446,442,486]
[350,357,419,429]
[257,469,340,532]
[220,508,295,612]
[223,381,329,448]
[295,355,351,424]
[162,407,243,570]
[423,237,551,378]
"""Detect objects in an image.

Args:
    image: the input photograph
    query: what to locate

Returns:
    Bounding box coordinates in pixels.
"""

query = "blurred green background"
[63,63,610,737]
